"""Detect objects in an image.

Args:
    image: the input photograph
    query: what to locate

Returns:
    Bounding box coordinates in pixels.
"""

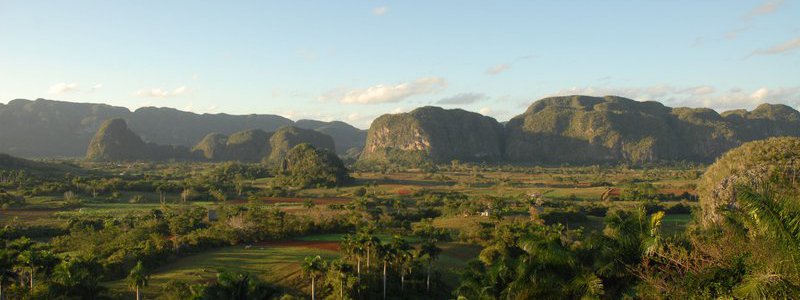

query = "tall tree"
[127,261,149,300]
[301,256,327,300]
[420,241,441,293]
[390,237,413,292]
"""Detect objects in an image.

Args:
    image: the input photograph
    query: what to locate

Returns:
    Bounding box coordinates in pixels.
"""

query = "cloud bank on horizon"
[0,1,798,128]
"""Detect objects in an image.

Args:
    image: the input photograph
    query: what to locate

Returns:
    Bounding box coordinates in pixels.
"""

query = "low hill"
[266,126,336,164]
[0,153,82,176]
[359,106,504,165]
[277,143,351,187]
[188,126,336,163]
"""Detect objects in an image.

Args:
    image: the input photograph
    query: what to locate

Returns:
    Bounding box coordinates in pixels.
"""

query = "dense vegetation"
[276,144,351,188]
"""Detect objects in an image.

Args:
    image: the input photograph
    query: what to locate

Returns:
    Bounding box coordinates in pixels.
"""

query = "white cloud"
[325,77,447,104]
[743,0,784,20]
[476,106,512,121]
[543,84,800,111]
[345,112,381,129]
[48,83,78,95]
[750,37,800,56]
[373,6,389,16]
[437,93,488,105]
[88,83,103,93]
[136,86,189,98]
[182,104,218,114]
[391,107,411,114]
[485,64,510,75]
[682,86,716,96]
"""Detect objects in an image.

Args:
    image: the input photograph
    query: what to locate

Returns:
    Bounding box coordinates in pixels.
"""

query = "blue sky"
[1,1,798,128]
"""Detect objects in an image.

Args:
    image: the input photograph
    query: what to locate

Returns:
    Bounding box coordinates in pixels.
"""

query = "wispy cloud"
[373,6,389,16]
[48,83,78,95]
[322,77,447,104]
[724,26,751,40]
[136,86,188,98]
[743,0,784,20]
[485,54,534,75]
[695,0,784,47]
[485,64,510,75]
[750,37,800,56]
[437,93,488,105]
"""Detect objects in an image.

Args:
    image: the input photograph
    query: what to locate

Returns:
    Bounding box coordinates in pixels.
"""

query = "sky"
[0,1,799,128]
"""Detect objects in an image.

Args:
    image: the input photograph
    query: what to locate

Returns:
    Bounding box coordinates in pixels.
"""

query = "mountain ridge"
[0,98,363,157]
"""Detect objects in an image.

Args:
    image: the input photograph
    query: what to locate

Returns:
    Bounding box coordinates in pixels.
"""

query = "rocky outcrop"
[359,106,504,164]
[192,133,229,160]
[86,119,192,161]
[188,126,335,163]
[504,95,800,164]
[266,126,336,164]
[697,137,800,224]
[223,130,273,162]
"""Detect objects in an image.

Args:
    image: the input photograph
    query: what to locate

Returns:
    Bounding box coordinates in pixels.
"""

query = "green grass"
[662,213,693,236]
[106,244,339,298]
[435,242,482,285]
[103,234,481,298]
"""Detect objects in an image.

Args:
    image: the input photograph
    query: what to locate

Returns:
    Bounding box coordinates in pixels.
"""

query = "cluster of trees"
[618,182,697,202]
[0,200,359,299]
[297,222,450,300]
[0,236,126,299]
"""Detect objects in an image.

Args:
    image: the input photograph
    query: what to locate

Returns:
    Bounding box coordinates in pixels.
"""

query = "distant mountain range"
[3,96,799,165]
[0,98,366,158]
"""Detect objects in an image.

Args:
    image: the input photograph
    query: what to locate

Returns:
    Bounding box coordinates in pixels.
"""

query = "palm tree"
[356,231,380,273]
[729,186,800,297]
[328,259,353,299]
[127,261,149,300]
[340,234,364,281]
[16,249,54,292]
[390,237,413,292]
[377,243,396,300]
[301,255,327,300]
[420,241,441,293]
[352,235,367,279]
[735,187,800,250]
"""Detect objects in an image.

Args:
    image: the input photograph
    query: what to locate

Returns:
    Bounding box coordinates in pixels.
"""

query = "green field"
[107,243,340,297]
